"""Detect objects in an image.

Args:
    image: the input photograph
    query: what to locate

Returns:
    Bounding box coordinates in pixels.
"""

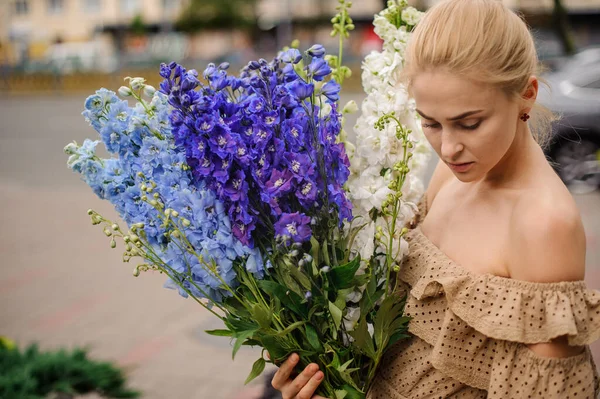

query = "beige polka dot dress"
[367,195,600,399]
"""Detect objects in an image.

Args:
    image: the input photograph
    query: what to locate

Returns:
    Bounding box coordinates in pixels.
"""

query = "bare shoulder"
[425,159,454,209]
[509,188,586,283]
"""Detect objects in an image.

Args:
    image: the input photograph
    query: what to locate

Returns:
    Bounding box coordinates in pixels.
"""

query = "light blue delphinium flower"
[72,87,266,303]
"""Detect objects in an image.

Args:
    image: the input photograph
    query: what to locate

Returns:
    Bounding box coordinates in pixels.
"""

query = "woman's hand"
[271,353,327,399]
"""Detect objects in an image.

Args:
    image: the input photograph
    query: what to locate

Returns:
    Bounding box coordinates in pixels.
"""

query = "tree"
[175,0,260,32]
[552,0,577,55]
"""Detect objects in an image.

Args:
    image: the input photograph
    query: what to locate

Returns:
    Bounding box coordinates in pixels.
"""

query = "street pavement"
[0,94,599,399]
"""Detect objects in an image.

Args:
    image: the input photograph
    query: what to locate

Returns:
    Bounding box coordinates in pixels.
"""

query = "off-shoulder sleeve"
[397,232,600,396]
[486,343,599,398]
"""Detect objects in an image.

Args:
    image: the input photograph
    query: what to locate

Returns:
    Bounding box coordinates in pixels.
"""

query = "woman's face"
[411,70,523,183]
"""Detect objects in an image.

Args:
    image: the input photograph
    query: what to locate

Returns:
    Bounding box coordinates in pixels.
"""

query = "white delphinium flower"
[401,7,424,26]
[344,0,432,297]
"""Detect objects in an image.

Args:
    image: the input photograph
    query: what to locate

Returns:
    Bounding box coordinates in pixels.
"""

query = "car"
[538,47,600,194]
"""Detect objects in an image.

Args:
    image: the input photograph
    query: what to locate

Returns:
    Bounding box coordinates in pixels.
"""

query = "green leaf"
[322,238,331,266]
[244,357,266,385]
[338,358,354,373]
[275,321,306,337]
[205,329,233,337]
[335,390,348,399]
[387,331,410,349]
[251,304,272,330]
[328,301,343,332]
[287,262,312,291]
[305,324,323,352]
[330,256,361,289]
[260,335,288,362]
[232,330,256,360]
[341,384,365,399]
[225,315,259,333]
[349,317,375,359]
[257,280,308,318]
[310,236,320,268]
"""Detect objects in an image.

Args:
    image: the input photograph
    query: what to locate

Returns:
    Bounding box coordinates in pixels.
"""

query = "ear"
[521,75,538,114]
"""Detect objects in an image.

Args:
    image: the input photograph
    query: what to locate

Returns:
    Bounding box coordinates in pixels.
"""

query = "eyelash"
[422,122,481,130]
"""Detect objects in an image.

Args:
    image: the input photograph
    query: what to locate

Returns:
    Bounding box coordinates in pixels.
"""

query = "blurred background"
[1,0,599,398]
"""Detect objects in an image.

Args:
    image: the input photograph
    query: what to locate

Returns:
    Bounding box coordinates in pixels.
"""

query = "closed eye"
[460,121,481,130]
[422,123,441,129]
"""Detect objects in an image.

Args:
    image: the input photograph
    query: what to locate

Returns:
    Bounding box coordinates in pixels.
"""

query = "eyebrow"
[416,109,484,121]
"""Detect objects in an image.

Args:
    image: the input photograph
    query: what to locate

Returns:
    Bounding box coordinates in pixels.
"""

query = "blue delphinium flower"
[274,212,312,244]
[70,87,264,303]
[159,44,353,250]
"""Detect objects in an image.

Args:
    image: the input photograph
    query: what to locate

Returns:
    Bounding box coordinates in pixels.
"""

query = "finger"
[281,363,319,399]
[295,370,324,399]
[271,353,299,390]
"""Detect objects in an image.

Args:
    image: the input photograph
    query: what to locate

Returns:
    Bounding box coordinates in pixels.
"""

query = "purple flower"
[321,80,340,102]
[274,212,312,244]
[264,169,294,198]
[307,44,326,58]
[280,48,303,64]
[209,128,237,159]
[224,169,248,202]
[296,179,318,206]
[287,80,314,100]
[307,58,331,82]
[328,183,353,225]
[212,157,232,184]
[283,152,314,179]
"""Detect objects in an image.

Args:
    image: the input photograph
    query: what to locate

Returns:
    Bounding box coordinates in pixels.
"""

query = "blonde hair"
[402,0,556,149]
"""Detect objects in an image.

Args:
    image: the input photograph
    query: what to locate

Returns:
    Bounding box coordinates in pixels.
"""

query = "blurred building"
[1,0,600,71]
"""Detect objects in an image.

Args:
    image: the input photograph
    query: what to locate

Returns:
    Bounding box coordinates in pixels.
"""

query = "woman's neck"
[478,124,542,192]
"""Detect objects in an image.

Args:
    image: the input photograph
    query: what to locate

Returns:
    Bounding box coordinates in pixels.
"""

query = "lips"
[447,162,474,172]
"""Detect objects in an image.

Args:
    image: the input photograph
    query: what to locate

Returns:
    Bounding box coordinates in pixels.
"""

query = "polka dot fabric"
[366,195,600,398]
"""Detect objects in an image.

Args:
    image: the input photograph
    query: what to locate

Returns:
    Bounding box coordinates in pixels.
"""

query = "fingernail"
[291,353,298,363]
[315,372,323,380]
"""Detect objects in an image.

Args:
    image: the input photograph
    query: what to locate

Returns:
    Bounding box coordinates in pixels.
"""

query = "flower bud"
[111,223,119,231]
[343,100,358,114]
[171,210,179,218]
[182,219,191,227]
[150,200,158,206]
[129,77,146,91]
[118,86,133,97]
[64,142,78,154]
[103,228,112,237]
[143,85,156,97]
[87,209,94,215]
[110,238,117,248]
[320,266,331,273]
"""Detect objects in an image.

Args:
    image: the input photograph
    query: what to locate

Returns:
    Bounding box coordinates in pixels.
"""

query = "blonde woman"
[270,0,600,398]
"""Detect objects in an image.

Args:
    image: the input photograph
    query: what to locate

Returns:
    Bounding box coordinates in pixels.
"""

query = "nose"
[440,131,463,162]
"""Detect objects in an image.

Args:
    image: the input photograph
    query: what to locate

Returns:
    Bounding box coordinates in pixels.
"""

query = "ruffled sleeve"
[487,344,599,398]
[397,226,600,396]
[413,273,600,346]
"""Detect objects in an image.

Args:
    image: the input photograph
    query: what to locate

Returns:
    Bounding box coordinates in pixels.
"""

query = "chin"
[452,169,482,183]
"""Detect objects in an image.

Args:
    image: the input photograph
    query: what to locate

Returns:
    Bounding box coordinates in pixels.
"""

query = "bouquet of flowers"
[64,1,429,398]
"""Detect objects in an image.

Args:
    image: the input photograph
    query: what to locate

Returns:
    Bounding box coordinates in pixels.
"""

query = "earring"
[520,113,530,122]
